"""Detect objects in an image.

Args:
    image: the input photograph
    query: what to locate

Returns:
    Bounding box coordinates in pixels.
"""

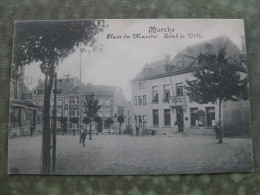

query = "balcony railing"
[169,96,187,107]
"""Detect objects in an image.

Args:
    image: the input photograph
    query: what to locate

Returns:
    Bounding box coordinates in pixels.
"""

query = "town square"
[8,19,254,175]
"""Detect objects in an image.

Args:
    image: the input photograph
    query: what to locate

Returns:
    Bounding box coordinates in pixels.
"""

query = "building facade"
[9,65,43,137]
[66,83,132,134]
[131,36,250,136]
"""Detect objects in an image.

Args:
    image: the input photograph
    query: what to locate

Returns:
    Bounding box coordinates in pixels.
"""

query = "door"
[143,121,146,130]
[176,108,184,132]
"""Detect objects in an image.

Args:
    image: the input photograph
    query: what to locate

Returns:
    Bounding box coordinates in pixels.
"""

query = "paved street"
[8,134,254,175]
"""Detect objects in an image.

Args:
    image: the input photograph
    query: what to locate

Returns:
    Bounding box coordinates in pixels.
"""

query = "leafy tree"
[59,117,67,135]
[117,116,124,135]
[13,20,105,173]
[83,93,101,140]
[70,117,79,124]
[105,118,114,135]
[185,47,249,144]
[83,116,92,125]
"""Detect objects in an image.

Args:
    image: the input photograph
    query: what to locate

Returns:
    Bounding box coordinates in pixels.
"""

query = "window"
[11,81,15,99]
[138,96,142,105]
[153,110,159,126]
[190,108,198,126]
[164,109,171,126]
[197,110,205,127]
[33,89,37,95]
[138,82,142,90]
[206,107,215,127]
[105,99,110,106]
[176,83,184,96]
[36,113,42,125]
[138,116,142,127]
[57,109,62,117]
[38,99,43,106]
[143,95,146,105]
[58,98,62,105]
[143,81,146,89]
[115,113,117,118]
[163,85,170,102]
[64,110,68,117]
[134,96,137,106]
[134,115,137,126]
[152,86,158,103]
[135,83,138,90]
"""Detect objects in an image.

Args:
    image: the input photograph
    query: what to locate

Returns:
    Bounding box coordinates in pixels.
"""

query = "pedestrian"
[214,121,219,139]
[30,126,34,137]
[136,126,139,137]
[174,121,178,133]
[80,129,87,146]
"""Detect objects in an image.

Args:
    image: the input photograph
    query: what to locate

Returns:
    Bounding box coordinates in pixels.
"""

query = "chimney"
[165,55,170,64]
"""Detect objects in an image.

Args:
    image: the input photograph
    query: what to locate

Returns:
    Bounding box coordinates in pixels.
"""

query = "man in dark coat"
[136,126,139,137]
[80,130,87,146]
[30,126,34,137]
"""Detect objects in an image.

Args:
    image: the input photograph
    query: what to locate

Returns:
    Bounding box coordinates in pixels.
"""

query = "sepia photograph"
[8,19,254,175]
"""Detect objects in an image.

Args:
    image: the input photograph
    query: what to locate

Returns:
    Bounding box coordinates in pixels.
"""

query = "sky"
[24,19,245,100]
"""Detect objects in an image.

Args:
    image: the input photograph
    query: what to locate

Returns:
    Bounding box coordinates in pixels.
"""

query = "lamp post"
[78,42,82,136]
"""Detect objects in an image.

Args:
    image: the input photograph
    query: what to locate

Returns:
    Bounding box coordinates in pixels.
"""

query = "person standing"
[174,121,178,133]
[80,130,87,146]
[30,126,34,137]
[136,126,139,137]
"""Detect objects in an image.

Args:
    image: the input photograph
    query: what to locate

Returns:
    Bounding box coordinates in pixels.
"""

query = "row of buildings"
[10,74,132,136]
[10,35,251,137]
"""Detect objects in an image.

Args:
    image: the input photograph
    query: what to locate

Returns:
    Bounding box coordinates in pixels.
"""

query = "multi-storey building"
[31,77,80,132]
[66,83,132,134]
[31,77,132,134]
[9,65,43,136]
[131,36,251,136]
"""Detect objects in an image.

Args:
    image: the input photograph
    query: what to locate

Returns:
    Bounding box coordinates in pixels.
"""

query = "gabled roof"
[65,84,121,97]
[34,77,81,95]
[132,35,246,82]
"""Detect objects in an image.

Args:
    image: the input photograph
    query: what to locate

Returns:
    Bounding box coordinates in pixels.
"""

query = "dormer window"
[188,48,194,55]
[176,60,183,68]
[205,43,212,50]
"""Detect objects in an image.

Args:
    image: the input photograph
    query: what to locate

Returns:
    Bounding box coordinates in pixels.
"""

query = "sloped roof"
[132,35,246,81]
[34,77,81,95]
[65,84,121,97]
[11,99,43,109]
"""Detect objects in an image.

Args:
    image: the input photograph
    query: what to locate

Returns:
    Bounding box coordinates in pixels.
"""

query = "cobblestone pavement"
[8,134,254,175]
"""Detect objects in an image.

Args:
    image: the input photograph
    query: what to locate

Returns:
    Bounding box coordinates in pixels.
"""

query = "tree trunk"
[218,99,223,144]
[89,122,92,140]
[52,75,57,174]
[119,123,121,135]
[41,73,54,174]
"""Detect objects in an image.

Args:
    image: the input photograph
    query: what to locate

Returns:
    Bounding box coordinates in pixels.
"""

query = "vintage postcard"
[8,19,254,175]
